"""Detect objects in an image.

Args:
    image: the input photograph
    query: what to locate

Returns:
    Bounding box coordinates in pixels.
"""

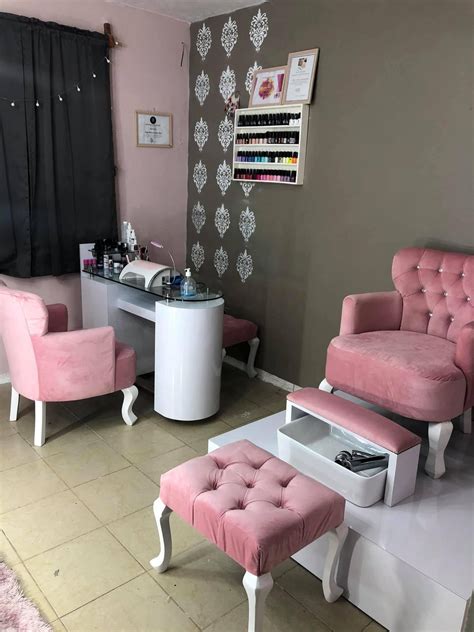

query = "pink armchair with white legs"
[0,284,139,446]
[320,247,473,478]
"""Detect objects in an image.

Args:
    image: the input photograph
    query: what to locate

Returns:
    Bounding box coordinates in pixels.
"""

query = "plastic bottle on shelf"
[180,268,197,297]
[121,221,128,243]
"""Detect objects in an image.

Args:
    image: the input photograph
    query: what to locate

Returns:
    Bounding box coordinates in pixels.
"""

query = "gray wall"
[187,0,473,386]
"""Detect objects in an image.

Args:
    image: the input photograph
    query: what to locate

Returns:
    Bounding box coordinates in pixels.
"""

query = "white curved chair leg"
[246,337,259,378]
[243,571,273,632]
[121,385,138,426]
[322,523,348,602]
[150,498,172,573]
[425,421,453,479]
[222,348,227,361]
[9,387,19,422]
[34,401,46,447]
[454,409,472,434]
[319,378,334,393]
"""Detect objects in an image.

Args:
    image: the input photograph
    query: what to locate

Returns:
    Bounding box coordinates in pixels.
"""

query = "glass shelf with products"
[232,104,309,185]
[233,168,298,184]
[235,130,300,145]
[236,111,302,127]
[235,150,299,166]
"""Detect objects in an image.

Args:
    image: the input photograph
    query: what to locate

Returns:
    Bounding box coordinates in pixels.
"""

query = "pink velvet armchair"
[320,247,473,478]
[0,283,139,446]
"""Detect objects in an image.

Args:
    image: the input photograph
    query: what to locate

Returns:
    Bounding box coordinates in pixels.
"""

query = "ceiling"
[107,0,265,23]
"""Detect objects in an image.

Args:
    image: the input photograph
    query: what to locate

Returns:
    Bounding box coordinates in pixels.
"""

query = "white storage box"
[279,388,422,508]
[278,416,387,507]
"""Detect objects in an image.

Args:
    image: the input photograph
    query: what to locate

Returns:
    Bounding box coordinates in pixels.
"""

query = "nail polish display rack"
[232,104,309,185]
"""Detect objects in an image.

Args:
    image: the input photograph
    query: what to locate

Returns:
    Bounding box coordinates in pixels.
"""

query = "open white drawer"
[278,415,388,507]
[278,389,422,508]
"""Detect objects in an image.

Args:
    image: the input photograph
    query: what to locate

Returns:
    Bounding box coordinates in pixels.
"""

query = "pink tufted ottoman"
[150,440,347,632]
[222,314,260,378]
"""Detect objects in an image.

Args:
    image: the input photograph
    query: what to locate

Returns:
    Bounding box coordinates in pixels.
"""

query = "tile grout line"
[20,525,147,623]
[82,414,205,471]
[0,457,70,517]
[0,527,60,623]
[65,470,158,525]
[148,562,248,632]
[57,563,199,631]
[0,452,42,475]
[274,577,336,632]
[0,527,23,567]
[275,562,373,632]
[57,570,147,621]
[21,523,104,565]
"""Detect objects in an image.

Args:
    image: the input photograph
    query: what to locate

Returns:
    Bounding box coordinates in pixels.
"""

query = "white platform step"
[209,410,473,632]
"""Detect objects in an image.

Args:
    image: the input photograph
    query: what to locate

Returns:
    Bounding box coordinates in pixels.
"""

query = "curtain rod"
[104,22,121,48]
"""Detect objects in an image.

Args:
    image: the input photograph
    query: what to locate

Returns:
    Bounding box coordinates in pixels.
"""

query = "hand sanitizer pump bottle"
[180,268,197,297]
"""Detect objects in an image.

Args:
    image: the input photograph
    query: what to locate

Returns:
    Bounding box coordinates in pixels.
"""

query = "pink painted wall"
[0,0,190,376]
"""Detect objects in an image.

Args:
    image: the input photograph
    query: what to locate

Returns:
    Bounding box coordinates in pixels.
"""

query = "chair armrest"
[340,291,403,335]
[455,322,474,408]
[32,326,116,401]
[46,303,68,332]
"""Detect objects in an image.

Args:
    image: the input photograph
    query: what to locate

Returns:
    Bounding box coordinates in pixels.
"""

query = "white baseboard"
[222,356,299,392]
[0,373,10,385]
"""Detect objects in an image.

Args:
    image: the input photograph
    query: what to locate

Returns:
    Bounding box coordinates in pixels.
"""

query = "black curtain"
[0,12,117,277]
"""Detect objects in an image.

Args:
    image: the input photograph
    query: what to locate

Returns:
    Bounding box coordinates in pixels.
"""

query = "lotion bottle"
[180,268,197,297]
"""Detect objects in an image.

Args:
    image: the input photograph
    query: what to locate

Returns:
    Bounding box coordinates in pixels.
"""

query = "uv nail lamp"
[119,260,172,289]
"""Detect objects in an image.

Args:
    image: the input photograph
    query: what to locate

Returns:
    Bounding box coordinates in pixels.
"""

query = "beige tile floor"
[0,366,386,632]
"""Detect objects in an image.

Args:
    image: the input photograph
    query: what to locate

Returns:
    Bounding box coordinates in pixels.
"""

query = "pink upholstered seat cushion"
[326,330,466,422]
[288,388,421,454]
[114,341,136,390]
[223,314,258,348]
[160,439,345,576]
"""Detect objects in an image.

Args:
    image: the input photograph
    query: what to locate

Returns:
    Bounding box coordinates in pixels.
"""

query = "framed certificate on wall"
[283,49,320,104]
[136,111,173,147]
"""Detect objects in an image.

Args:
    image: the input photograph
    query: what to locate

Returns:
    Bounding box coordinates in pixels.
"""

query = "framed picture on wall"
[249,66,287,107]
[136,111,173,147]
[283,49,320,104]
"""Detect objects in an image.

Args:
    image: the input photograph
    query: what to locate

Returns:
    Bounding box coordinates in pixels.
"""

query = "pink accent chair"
[320,247,473,478]
[0,283,139,446]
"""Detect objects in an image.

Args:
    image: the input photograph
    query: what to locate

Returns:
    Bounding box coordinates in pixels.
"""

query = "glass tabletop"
[82,267,223,302]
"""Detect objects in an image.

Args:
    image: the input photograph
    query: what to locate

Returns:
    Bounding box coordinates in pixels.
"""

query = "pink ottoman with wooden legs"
[150,440,347,632]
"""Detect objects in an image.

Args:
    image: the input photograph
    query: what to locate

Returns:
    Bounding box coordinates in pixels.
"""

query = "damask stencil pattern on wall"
[188,5,271,285]
[196,22,212,60]
[215,204,231,238]
[194,118,209,152]
[195,71,210,106]
[221,17,238,57]
[192,201,206,233]
[216,160,232,196]
[214,246,229,277]
[219,66,237,102]
[218,116,234,152]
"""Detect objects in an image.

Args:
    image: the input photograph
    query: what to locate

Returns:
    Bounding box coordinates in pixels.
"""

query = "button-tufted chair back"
[392,247,473,343]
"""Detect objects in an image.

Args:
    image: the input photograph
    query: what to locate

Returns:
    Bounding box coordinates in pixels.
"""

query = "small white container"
[278,415,387,507]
